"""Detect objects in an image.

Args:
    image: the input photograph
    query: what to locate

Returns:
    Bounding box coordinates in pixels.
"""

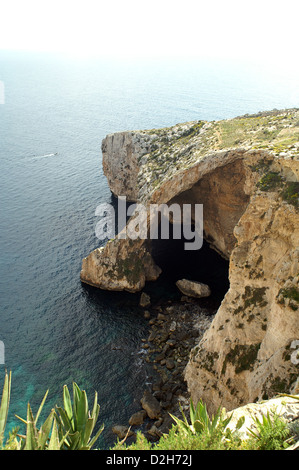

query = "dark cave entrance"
[144,158,251,309]
[147,221,230,309]
[110,191,232,309]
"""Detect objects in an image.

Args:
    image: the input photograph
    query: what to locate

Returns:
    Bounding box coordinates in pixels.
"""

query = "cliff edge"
[81,109,299,413]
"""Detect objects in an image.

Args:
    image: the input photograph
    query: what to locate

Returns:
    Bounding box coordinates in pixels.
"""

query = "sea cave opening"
[145,159,250,308]
[148,220,230,309]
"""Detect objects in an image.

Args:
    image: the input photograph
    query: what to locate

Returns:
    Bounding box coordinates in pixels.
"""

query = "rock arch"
[81,111,299,412]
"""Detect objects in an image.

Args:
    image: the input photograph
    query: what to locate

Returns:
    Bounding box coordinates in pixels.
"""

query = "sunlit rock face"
[81,109,299,411]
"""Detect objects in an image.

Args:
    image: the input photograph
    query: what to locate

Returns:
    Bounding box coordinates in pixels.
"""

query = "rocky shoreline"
[112,295,216,444]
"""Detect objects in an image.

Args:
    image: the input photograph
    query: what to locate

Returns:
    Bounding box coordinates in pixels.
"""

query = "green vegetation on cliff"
[137,108,299,197]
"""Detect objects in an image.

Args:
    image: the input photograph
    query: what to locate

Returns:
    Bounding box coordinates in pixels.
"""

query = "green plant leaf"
[92,403,100,429]
[235,415,245,430]
[222,411,233,430]
[63,385,73,424]
[91,392,100,426]
[247,426,259,438]
[169,413,191,435]
[38,409,55,449]
[15,415,27,425]
[199,400,210,430]
[72,382,81,428]
[24,403,37,450]
[0,371,11,438]
[189,399,196,425]
[88,422,104,449]
[193,419,204,434]
[84,417,95,444]
[68,431,81,450]
[48,417,60,450]
[35,390,49,426]
[56,406,71,431]
[178,403,189,427]
[210,407,221,432]
[76,390,88,437]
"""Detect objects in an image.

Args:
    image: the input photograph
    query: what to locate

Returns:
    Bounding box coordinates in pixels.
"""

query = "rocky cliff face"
[81,109,299,412]
[185,181,299,412]
[102,130,155,202]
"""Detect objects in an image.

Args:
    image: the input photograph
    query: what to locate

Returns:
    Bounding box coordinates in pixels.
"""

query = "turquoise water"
[0,51,298,447]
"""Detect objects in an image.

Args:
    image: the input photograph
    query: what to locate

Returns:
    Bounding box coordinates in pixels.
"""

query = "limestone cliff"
[81,108,299,412]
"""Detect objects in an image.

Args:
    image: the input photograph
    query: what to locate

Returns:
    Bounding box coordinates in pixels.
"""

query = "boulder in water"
[176,279,211,298]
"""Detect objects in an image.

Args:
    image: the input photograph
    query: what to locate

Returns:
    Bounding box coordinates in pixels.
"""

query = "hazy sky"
[0,0,298,64]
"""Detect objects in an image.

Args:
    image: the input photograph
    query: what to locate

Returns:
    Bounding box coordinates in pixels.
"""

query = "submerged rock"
[112,425,135,439]
[141,390,161,419]
[176,279,211,298]
[144,310,151,319]
[129,410,147,426]
[165,358,175,370]
[139,292,151,308]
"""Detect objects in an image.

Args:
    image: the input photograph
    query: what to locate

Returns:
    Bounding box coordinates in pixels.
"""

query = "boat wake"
[26,152,58,161]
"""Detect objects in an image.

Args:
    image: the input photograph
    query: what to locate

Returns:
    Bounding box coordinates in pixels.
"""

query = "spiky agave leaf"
[0,371,11,440]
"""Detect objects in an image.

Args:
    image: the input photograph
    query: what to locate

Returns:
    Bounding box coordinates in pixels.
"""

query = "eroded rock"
[176,279,211,298]
[141,390,162,419]
[112,425,135,439]
[140,292,151,308]
[129,410,147,426]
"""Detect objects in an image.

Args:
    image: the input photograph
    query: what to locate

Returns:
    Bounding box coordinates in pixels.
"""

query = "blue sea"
[0,50,298,448]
